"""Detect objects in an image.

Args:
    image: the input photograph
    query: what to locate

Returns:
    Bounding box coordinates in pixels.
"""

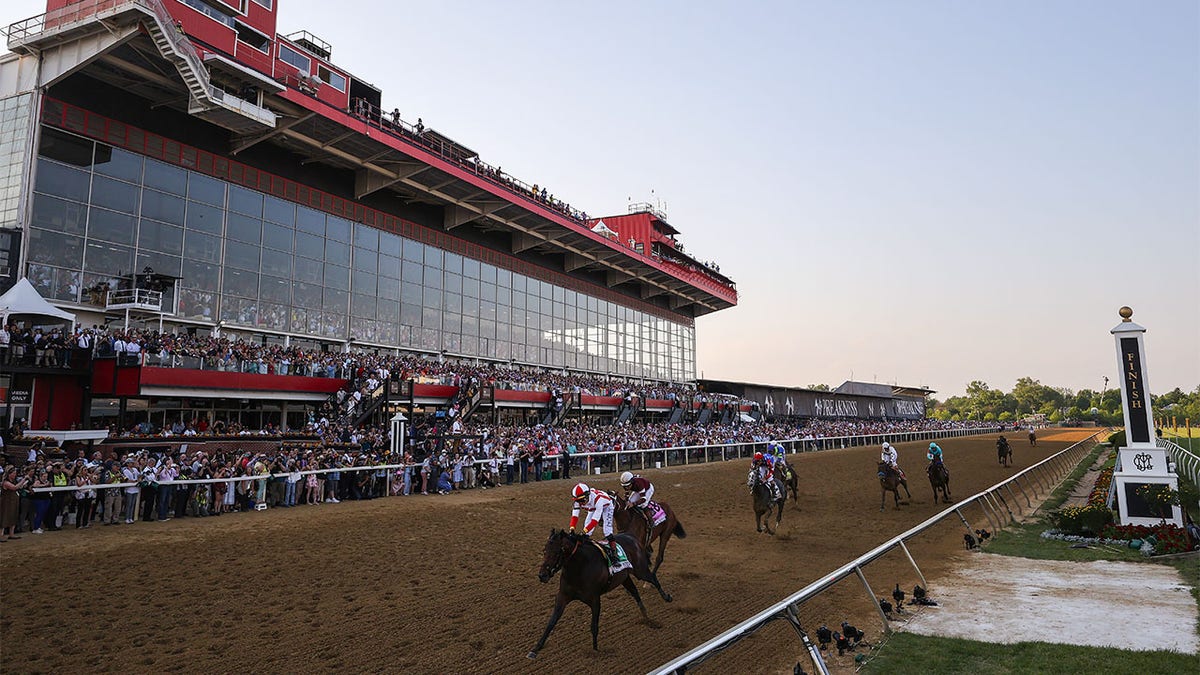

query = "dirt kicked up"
[0,430,1094,673]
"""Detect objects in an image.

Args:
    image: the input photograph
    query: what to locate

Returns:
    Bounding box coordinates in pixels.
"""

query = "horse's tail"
[673,520,687,539]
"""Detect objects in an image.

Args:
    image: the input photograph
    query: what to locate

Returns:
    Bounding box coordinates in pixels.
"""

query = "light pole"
[390,412,408,457]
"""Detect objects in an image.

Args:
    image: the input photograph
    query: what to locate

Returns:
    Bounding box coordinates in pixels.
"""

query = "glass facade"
[25,126,697,381]
[0,93,35,231]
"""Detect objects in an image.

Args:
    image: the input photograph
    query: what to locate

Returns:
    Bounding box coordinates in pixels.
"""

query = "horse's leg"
[589,595,601,651]
[652,528,667,576]
[755,503,764,532]
[901,480,912,499]
[621,576,648,619]
[528,593,570,659]
[880,484,886,511]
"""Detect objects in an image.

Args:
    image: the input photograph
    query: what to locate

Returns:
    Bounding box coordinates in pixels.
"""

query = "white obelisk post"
[1110,307,1181,527]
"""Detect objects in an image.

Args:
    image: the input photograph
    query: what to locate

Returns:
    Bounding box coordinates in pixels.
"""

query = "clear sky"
[4,0,1197,398]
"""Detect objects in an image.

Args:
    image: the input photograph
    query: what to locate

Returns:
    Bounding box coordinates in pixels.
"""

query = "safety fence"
[26,425,1000,498]
[650,431,1104,675]
[1158,437,1200,495]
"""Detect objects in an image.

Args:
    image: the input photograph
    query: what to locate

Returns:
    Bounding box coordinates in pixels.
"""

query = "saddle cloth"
[646,501,667,528]
[592,540,632,575]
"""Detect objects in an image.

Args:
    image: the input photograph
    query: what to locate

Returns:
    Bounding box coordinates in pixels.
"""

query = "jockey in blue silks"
[927,442,944,464]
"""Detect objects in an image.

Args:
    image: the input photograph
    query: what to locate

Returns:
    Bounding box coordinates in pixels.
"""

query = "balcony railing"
[105,288,163,311]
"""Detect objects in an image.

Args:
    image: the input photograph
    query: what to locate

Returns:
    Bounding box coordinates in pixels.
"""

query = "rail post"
[854,565,891,633]
[897,539,927,589]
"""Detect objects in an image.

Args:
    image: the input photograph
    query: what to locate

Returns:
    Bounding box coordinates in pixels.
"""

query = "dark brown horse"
[878,461,911,511]
[1028,429,1037,446]
[612,493,687,575]
[778,461,799,504]
[529,529,671,658]
[927,459,951,504]
[997,438,1013,467]
[748,469,786,534]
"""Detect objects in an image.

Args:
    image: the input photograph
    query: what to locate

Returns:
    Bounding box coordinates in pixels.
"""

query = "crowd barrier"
[650,430,1104,675]
[1158,437,1200,496]
[27,426,1001,496]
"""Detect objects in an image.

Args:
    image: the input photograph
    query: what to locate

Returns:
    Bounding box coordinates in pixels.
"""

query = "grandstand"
[0,0,738,435]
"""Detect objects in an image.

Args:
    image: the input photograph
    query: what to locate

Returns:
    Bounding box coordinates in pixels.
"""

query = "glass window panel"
[31,194,86,234]
[497,268,512,288]
[261,248,291,277]
[324,287,348,312]
[462,277,479,298]
[135,251,181,276]
[479,318,495,339]
[228,186,263,217]
[38,127,93,166]
[496,304,510,324]
[223,296,257,326]
[541,282,553,300]
[226,212,261,243]
[444,272,461,294]
[401,282,421,304]
[402,238,423,263]
[401,263,422,284]
[35,159,90,201]
[295,232,323,259]
[461,314,478,337]
[379,231,401,257]
[184,201,223,234]
[295,206,323,233]
[422,287,441,310]
[422,306,440,328]
[182,259,219,289]
[222,268,258,297]
[260,275,290,303]
[293,281,321,306]
[225,241,261,270]
[423,265,442,289]
[83,240,133,275]
[378,254,399,279]
[183,230,221,264]
[462,257,480,279]
[92,142,142,181]
[90,176,139,214]
[480,282,496,302]
[352,247,376,273]
[264,196,296,226]
[444,292,462,314]
[553,285,565,303]
[325,239,350,266]
[442,313,461,334]
[351,293,375,318]
[28,227,83,266]
[442,252,462,275]
[512,292,524,310]
[140,189,184,226]
[481,264,497,284]
[262,221,293,251]
[351,268,376,295]
[187,173,225,206]
[496,323,510,342]
[258,302,288,331]
[178,287,216,320]
[324,264,349,291]
[87,207,135,245]
[143,159,187,195]
[377,298,398,322]
[424,246,442,267]
[137,220,183,255]
[326,216,351,241]
[293,256,321,283]
[377,276,398,300]
[400,302,420,326]
[353,223,378,250]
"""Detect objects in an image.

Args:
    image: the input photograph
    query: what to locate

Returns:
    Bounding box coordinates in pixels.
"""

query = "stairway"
[696,407,712,425]
[667,406,685,425]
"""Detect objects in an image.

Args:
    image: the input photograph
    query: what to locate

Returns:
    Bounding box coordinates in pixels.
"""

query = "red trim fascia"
[139,367,346,394]
[412,384,459,399]
[493,390,550,404]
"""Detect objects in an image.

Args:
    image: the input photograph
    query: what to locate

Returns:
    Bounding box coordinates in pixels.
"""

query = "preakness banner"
[715,385,926,420]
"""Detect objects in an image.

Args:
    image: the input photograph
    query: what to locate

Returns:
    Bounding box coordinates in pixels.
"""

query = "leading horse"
[529,529,671,658]
[748,469,786,534]
[878,461,912,511]
[997,438,1013,467]
[927,459,951,504]
[611,493,687,575]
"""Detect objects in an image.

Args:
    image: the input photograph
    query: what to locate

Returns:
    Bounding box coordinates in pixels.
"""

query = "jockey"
[927,442,944,465]
[751,452,782,500]
[880,442,904,479]
[569,482,619,557]
[997,435,1010,452]
[619,471,655,513]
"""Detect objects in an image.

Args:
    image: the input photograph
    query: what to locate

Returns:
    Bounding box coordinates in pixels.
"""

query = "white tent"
[591,220,618,238]
[0,277,76,323]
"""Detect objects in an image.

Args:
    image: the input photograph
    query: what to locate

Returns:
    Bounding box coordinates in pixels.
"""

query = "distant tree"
[807,383,831,391]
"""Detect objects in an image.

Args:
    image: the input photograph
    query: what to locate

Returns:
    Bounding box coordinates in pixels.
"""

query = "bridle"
[542,532,580,579]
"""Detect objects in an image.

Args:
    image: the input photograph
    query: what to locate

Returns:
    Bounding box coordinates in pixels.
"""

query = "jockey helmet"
[929,442,938,450]
[571,483,589,501]
[619,471,634,488]
[882,442,891,450]
[754,452,764,461]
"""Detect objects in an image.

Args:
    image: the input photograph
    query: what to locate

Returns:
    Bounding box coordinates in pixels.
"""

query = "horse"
[878,461,912,511]
[1028,430,1037,446]
[529,529,671,658]
[611,493,687,576]
[748,469,786,534]
[778,461,799,504]
[927,459,951,504]
[997,439,1013,467]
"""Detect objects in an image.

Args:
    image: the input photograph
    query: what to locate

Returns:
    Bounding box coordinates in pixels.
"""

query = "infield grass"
[858,633,1194,675]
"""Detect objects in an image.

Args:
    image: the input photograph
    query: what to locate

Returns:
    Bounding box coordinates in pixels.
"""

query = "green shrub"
[1108,430,1126,447]
[1050,503,1115,535]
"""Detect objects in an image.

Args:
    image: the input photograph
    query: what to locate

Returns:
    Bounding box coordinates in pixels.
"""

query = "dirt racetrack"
[0,430,1097,673]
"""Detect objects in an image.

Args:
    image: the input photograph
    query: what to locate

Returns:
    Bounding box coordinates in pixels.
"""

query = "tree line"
[925,377,1200,427]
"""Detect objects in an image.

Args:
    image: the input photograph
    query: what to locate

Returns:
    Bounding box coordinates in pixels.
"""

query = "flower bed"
[1099,522,1193,555]
[1088,467,1113,506]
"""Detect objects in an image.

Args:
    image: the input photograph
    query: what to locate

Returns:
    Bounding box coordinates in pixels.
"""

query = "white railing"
[1158,437,1200,494]
[105,287,163,310]
[650,431,1104,675]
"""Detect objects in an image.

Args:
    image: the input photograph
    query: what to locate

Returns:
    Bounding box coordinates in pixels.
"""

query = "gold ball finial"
[1119,306,1133,322]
